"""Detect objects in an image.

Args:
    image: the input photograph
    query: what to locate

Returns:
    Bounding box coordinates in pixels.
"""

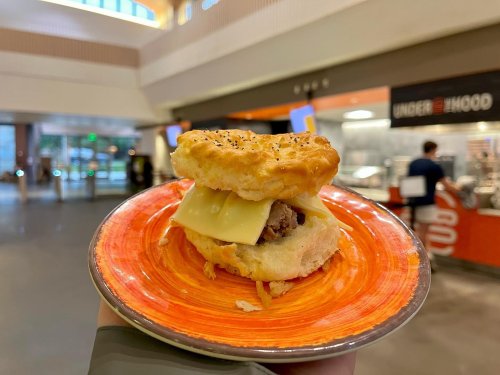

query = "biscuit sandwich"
[170,129,342,304]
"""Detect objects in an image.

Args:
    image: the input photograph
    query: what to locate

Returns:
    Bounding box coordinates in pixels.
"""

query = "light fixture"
[39,0,161,28]
[478,122,488,131]
[342,119,390,130]
[343,110,375,120]
[108,145,118,154]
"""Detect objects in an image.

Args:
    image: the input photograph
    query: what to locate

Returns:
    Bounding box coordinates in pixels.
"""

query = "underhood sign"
[390,71,500,127]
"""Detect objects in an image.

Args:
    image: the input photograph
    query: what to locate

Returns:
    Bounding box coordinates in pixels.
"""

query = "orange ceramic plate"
[89,180,430,362]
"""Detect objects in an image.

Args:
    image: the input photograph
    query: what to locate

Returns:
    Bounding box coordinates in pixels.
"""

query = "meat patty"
[258,201,303,243]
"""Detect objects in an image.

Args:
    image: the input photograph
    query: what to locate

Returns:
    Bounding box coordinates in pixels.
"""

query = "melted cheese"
[284,194,334,219]
[173,186,337,245]
[172,185,273,245]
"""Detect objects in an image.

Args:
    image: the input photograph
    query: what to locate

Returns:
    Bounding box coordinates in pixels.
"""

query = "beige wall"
[0,72,156,122]
[143,0,500,111]
[140,0,283,64]
[173,23,500,121]
[140,0,366,101]
[0,27,152,123]
[0,27,138,67]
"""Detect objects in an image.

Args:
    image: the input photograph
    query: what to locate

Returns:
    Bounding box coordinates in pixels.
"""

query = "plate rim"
[88,180,431,363]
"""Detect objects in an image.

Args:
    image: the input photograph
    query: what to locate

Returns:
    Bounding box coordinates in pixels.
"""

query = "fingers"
[264,352,356,375]
[97,299,132,328]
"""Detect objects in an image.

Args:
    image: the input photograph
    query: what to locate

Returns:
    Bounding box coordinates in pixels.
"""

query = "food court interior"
[1,1,500,374]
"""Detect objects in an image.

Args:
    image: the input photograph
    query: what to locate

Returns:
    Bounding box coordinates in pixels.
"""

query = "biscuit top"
[171,129,340,201]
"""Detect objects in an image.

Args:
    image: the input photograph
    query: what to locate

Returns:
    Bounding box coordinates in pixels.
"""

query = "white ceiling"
[0,0,164,48]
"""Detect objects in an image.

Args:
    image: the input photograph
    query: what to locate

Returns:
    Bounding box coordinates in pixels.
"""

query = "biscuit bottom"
[183,215,340,282]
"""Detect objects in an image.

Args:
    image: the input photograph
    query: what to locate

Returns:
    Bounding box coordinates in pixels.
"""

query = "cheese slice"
[284,194,334,219]
[172,185,273,245]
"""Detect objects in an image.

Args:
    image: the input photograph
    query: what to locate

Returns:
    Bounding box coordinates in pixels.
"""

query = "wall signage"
[391,70,500,127]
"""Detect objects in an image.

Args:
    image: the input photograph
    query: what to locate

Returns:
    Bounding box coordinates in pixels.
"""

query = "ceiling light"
[342,119,390,129]
[343,110,374,120]
[108,145,118,154]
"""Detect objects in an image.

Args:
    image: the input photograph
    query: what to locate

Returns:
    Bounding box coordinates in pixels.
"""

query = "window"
[0,125,15,175]
[40,0,159,27]
[202,0,220,11]
[39,134,137,181]
[177,0,193,25]
[120,0,133,15]
[102,0,116,11]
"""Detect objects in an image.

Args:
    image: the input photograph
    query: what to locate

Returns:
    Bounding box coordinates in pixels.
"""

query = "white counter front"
[346,187,390,203]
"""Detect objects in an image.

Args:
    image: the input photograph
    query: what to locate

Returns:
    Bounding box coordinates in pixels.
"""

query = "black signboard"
[390,70,500,127]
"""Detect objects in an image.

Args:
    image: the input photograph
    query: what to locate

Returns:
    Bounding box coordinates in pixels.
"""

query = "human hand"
[263,352,356,375]
[97,299,356,374]
[97,299,131,328]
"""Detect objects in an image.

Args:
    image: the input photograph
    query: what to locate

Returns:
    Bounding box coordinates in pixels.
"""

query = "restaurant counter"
[343,185,500,269]
[477,208,500,217]
[344,187,389,203]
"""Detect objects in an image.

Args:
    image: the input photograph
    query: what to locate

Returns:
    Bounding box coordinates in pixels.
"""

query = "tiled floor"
[0,198,118,375]
[0,198,499,374]
[0,180,128,203]
[356,267,500,375]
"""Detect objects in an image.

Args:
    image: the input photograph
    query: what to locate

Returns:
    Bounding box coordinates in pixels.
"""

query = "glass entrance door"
[68,135,94,180]
[0,125,16,177]
[40,133,136,196]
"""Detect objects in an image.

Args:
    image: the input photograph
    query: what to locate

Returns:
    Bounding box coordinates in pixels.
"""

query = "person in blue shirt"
[408,141,459,270]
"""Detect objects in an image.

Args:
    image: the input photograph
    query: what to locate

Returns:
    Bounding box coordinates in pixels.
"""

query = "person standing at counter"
[408,141,459,271]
